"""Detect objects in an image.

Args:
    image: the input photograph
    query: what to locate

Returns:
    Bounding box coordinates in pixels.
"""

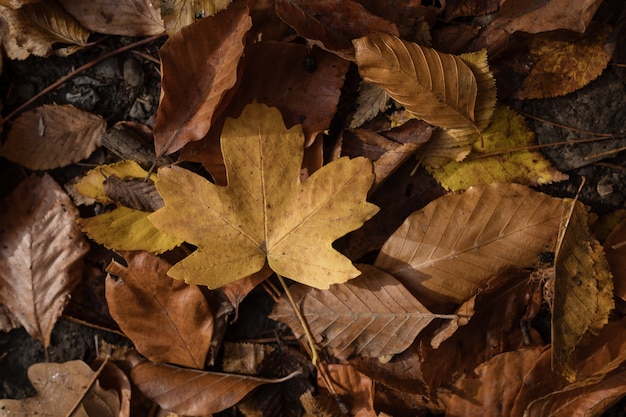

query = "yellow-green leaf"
[149,102,379,289]
[427,106,568,191]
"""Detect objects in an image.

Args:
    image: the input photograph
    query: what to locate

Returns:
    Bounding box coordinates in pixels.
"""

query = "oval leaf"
[0,104,105,170]
[270,264,447,359]
[106,251,214,369]
[354,32,479,130]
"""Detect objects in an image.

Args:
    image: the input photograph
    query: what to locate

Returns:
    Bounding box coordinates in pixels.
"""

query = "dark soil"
[1,28,626,416]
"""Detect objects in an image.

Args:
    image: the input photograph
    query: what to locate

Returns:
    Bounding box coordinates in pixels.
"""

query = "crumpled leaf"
[552,200,614,381]
[513,22,612,99]
[375,183,563,308]
[75,160,183,254]
[275,0,398,60]
[0,174,88,348]
[0,360,122,416]
[270,264,447,360]
[354,32,481,131]
[127,350,300,415]
[106,251,213,369]
[427,105,568,190]
[58,0,164,36]
[153,2,251,156]
[0,104,105,170]
[149,103,379,289]
[161,0,232,34]
[0,1,89,59]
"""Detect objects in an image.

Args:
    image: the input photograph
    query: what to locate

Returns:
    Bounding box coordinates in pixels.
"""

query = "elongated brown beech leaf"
[375,183,563,308]
[106,251,213,369]
[552,200,614,381]
[127,350,300,415]
[153,2,251,156]
[270,264,449,360]
[0,174,88,348]
[0,104,105,170]
[353,32,479,131]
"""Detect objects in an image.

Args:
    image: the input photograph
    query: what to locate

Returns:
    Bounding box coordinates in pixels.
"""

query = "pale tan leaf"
[58,0,164,36]
[127,350,300,415]
[353,32,479,131]
[270,264,447,360]
[552,200,614,380]
[375,183,563,307]
[0,360,120,416]
[153,2,251,156]
[0,104,105,170]
[106,251,213,369]
[222,342,275,375]
[0,174,88,348]
[349,82,390,129]
[0,2,89,59]
[161,0,232,34]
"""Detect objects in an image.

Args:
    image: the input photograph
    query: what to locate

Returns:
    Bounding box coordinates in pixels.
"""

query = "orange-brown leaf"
[0,174,88,348]
[153,2,251,156]
[106,251,213,369]
[354,32,479,131]
[320,364,376,417]
[127,350,299,415]
[0,104,105,170]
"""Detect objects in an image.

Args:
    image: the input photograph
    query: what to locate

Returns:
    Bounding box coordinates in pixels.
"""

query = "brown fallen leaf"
[513,22,612,99]
[153,2,251,156]
[103,175,164,212]
[275,0,398,60]
[0,174,88,348]
[375,183,563,308]
[0,360,123,416]
[221,264,272,313]
[353,32,480,131]
[270,264,449,360]
[106,251,213,369]
[149,103,378,289]
[58,0,164,36]
[0,104,105,170]
[320,364,376,417]
[126,350,300,415]
[0,1,89,59]
[552,200,614,380]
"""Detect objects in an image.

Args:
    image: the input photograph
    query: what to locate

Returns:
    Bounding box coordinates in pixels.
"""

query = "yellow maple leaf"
[149,103,379,289]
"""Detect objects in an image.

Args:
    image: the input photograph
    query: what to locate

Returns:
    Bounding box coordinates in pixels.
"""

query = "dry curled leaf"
[0,174,88,348]
[552,200,614,380]
[127,350,300,415]
[270,264,447,360]
[153,2,251,156]
[0,360,122,416]
[58,0,164,36]
[0,104,105,170]
[150,103,379,289]
[375,183,563,308]
[106,251,214,369]
[0,1,89,59]
[354,32,480,131]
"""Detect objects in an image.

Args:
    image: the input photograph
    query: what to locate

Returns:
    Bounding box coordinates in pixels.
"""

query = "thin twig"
[0,32,166,127]
[64,357,109,417]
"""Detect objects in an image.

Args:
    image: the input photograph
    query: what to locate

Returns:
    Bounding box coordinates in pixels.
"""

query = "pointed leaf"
[153,2,251,156]
[552,200,614,380]
[150,103,379,289]
[375,183,563,307]
[270,264,446,359]
[106,251,213,369]
[0,104,105,170]
[127,350,300,415]
[354,32,479,131]
[0,174,88,348]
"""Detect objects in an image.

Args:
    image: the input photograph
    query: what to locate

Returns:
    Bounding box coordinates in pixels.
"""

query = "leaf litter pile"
[1,0,626,416]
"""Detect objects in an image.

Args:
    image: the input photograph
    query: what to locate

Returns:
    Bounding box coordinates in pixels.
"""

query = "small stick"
[64,357,109,417]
